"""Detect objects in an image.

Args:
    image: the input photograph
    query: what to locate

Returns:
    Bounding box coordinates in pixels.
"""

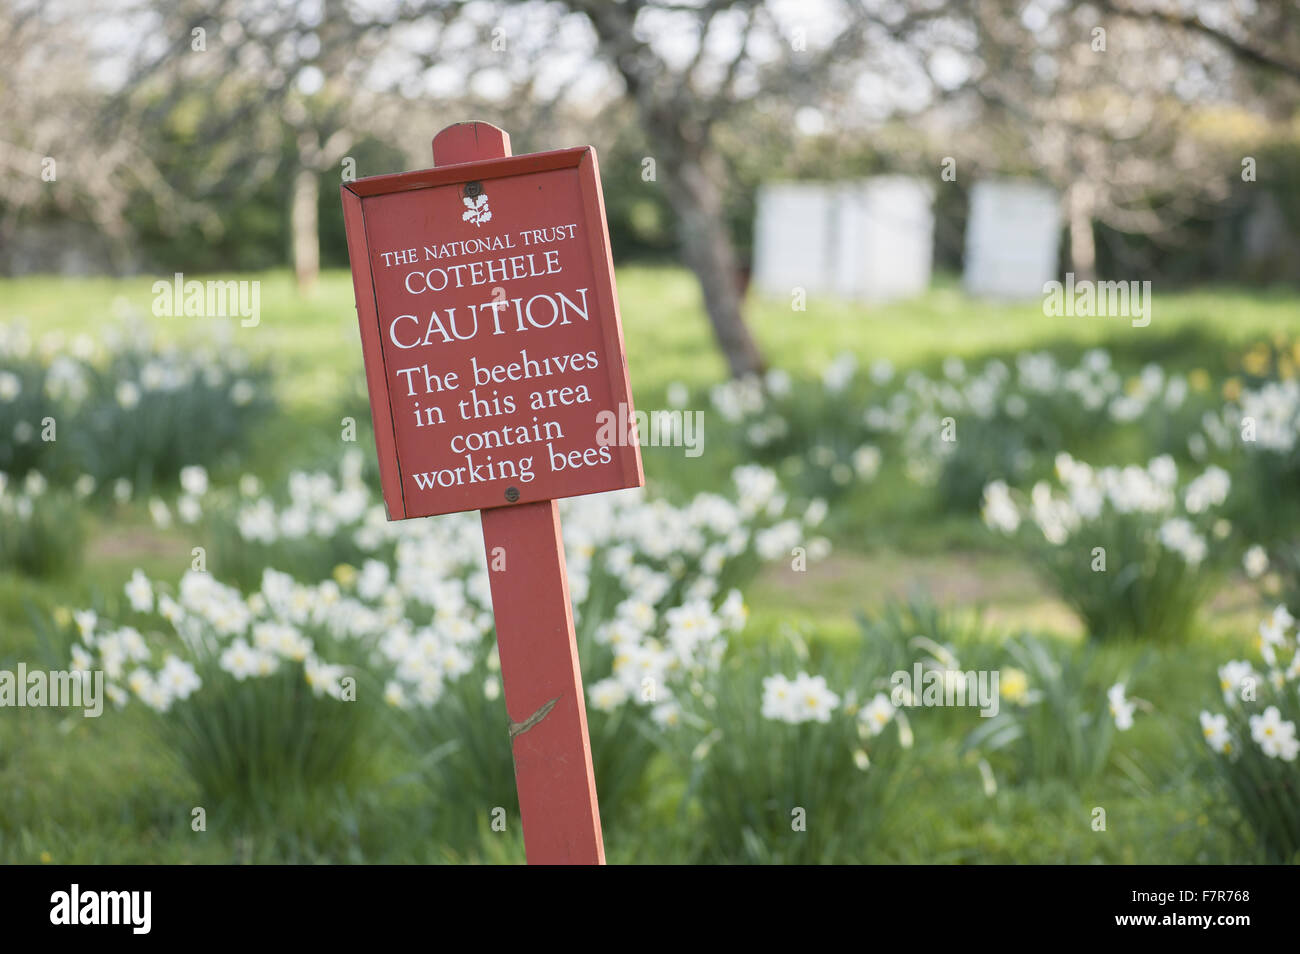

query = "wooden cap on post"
[432,121,512,166]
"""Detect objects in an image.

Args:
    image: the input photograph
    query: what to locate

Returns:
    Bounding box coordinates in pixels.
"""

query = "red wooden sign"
[342,122,638,865]
[341,128,642,519]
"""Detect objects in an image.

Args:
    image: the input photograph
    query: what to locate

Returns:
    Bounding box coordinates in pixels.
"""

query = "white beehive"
[752,177,934,302]
[833,177,934,301]
[751,182,839,298]
[963,180,1061,299]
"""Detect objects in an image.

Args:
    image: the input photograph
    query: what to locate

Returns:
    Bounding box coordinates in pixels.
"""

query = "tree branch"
[1098,0,1300,81]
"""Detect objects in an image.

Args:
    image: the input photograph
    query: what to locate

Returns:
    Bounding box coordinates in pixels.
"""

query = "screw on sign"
[340,121,643,864]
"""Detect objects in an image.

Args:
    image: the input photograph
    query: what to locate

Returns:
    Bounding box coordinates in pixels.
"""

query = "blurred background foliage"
[18,102,1300,283]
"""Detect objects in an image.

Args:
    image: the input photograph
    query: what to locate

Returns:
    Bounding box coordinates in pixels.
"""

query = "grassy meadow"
[0,266,1296,863]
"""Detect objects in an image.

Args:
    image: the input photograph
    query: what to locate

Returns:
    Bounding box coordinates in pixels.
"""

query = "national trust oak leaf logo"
[462,191,492,226]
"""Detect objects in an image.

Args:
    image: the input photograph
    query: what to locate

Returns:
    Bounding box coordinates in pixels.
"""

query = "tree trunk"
[291,165,320,294]
[574,0,767,378]
[665,148,766,378]
[1067,182,1097,282]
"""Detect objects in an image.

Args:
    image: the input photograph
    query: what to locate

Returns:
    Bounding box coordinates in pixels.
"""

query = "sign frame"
[341,143,642,520]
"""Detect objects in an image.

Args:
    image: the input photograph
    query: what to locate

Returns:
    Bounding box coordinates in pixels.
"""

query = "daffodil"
[858,693,895,736]
[1107,683,1136,731]
[1249,706,1299,761]
[1199,711,1232,754]
[999,667,1029,704]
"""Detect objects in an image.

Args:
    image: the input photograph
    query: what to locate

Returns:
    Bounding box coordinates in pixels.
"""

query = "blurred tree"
[938,0,1299,281]
[398,0,958,376]
[950,4,1239,281]
[1101,0,1300,83]
[559,0,770,376]
[0,0,219,272]
[7,0,1296,328]
[112,0,434,292]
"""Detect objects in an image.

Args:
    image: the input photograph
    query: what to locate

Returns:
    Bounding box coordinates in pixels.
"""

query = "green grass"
[0,267,1293,862]
[4,267,1294,491]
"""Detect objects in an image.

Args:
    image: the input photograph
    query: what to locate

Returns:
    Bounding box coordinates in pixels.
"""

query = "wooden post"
[432,121,605,865]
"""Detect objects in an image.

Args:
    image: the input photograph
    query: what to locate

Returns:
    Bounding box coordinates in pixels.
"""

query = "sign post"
[341,121,643,864]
